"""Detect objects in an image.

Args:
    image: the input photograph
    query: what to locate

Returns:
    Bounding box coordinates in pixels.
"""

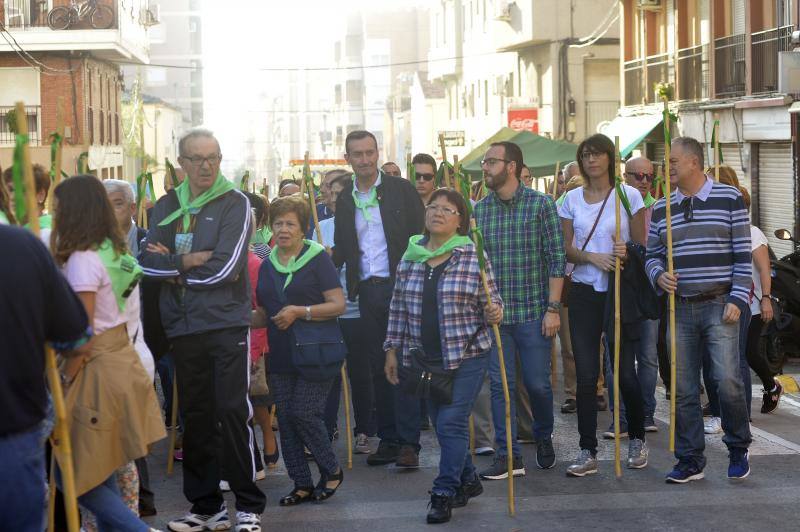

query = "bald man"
[606,156,659,435]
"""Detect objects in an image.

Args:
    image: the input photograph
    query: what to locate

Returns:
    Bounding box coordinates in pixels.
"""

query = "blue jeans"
[428,355,488,497]
[489,319,553,457]
[673,297,752,467]
[703,306,753,418]
[608,319,660,422]
[156,353,181,428]
[0,421,48,531]
[71,473,150,531]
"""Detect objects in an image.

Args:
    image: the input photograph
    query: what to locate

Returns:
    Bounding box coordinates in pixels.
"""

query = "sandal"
[279,486,314,506]
[264,446,280,468]
[313,468,343,502]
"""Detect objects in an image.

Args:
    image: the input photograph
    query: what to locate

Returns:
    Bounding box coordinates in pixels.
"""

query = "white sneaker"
[354,433,371,454]
[704,416,722,434]
[219,480,230,492]
[234,512,261,532]
[255,469,266,481]
[475,446,495,456]
[167,505,231,531]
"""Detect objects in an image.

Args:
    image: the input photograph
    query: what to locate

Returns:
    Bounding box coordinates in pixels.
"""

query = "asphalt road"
[142,361,800,532]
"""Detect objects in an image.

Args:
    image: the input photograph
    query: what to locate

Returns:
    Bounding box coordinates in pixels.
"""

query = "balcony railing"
[677,44,708,101]
[2,0,118,30]
[714,34,746,98]
[623,58,645,106]
[0,106,41,146]
[752,25,794,94]
[646,53,671,101]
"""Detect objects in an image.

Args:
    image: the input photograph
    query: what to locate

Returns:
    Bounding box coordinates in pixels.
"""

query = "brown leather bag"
[560,188,613,305]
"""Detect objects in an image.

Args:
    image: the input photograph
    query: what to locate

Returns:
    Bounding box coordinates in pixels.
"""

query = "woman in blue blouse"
[383,189,503,524]
[251,195,346,506]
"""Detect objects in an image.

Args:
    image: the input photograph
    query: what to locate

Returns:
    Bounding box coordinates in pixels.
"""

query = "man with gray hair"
[103,179,145,255]
[140,128,266,531]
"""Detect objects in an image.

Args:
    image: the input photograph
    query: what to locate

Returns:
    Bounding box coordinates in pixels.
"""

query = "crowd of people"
[0,125,788,530]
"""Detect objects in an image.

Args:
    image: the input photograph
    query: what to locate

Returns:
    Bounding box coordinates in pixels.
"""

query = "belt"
[677,285,731,304]
[362,276,391,285]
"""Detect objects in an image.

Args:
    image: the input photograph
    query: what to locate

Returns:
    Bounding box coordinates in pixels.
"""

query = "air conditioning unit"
[494,0,513,22]
[638,0,662,10]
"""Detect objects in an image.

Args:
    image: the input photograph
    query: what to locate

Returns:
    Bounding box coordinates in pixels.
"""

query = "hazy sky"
[201,0,429,165]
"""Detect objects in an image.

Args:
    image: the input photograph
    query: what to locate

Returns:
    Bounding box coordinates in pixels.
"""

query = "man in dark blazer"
[334,130,425,467]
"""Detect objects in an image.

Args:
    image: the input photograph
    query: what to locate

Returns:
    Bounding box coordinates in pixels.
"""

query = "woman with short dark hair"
[384,188,503,524]
[252,195,347,505]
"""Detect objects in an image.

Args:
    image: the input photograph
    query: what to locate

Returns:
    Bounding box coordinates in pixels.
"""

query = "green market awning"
[460,127,579,178]
[599,113,663,157]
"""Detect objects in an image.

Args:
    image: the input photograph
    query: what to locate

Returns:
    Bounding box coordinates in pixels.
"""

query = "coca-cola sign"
[508,108,539,133]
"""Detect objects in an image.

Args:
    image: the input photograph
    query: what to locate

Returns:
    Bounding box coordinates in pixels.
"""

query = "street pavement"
[143,361,800,532]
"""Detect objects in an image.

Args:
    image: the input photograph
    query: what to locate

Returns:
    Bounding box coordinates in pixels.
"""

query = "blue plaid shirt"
[383,242,503,370]
[474,185,565,324]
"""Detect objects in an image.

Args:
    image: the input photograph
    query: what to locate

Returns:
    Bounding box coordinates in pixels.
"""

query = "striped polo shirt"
[645,175,752,310]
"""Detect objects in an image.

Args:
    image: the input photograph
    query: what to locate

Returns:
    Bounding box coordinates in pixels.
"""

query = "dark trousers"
[568,283,645,453]
[341,317,376,436]
[135,456,155,512]
[172,326,266,515]
[271,373,339,487]
[657,304,671,388]
[358,282,420,448]
[746,314,776,389]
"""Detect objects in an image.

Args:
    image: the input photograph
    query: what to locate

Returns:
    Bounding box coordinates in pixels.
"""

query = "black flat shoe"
[313,468,343,501]
[279,486,314,506]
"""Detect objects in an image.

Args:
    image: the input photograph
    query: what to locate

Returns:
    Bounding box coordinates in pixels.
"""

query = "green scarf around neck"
[251,226,272,246]
[351,176,379,221]
[96,239,144,312]
[269,239,325,289]
[643,192,656,209]
[402,234,473,263]
[158,172,235,229]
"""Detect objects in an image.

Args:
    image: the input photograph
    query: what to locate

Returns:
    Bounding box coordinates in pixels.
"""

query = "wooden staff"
[47,98,65,213]
[468,414,475,455]
[438,133,452,189]
[613,136,622,479]
[663,97,678,452]
[713,114,720,181]
[166,377,179,475]
[551,161,561,197]
[471,219,514,515]
[453,155,461,194]
[304,151,352,467]
[15,102,80,532]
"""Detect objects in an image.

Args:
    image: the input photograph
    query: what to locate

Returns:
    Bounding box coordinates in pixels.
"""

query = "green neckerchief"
[351,176,379,221]
[158,172,235,229]
[96,239,144,312]
[269,239,325,289]
[402,234,473,263]
[643,192,656,209]
[251,226,272,246]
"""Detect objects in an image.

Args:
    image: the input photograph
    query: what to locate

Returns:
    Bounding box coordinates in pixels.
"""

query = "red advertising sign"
[508,108,539,133]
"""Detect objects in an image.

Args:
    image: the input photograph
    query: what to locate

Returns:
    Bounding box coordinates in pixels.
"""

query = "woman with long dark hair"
[51,175,165,531]
[557,134,648,477]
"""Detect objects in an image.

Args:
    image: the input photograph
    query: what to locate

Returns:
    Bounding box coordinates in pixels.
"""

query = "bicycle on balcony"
[47,0,114,30]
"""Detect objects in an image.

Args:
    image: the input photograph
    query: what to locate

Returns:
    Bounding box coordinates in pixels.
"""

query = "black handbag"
[398,347,456,404]
[270,266,346,382]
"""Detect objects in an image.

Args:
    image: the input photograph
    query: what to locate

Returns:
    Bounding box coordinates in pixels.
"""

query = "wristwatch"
[547,301,562,312]
[762,294,773,301]
[305,305,312,321]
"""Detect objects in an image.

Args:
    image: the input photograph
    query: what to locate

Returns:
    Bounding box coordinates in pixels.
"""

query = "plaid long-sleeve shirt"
[474,185,566,324]
[383,243,504,370]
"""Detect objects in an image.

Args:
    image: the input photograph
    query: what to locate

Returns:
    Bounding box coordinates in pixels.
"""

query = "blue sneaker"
[665,461,704,484]
[728,449,750,480]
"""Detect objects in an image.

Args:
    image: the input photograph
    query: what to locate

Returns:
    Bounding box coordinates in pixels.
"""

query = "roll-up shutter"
[721,143,750,192]
[758,143,795,258]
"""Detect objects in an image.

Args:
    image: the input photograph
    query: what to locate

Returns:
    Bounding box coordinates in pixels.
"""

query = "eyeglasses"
[681,197,693,222]
[625,171,655,183]
[416,173,435,182]
[580,150,605,161]
[425,204,460,216]
[181,154,221,167]
[480,158,511,167]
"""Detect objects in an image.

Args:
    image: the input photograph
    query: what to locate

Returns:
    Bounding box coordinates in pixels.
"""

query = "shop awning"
[598,113,663,157]
[460,127,579,178]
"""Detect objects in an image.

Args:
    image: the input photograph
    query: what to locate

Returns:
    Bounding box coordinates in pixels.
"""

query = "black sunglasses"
[625,171,655,183]
[415,173,435,182]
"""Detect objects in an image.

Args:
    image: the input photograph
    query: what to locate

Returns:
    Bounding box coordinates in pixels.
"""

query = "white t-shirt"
[314,217,360,319]
[558,184,645,292]
[750,225,769,316]
[62,250,127,334]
